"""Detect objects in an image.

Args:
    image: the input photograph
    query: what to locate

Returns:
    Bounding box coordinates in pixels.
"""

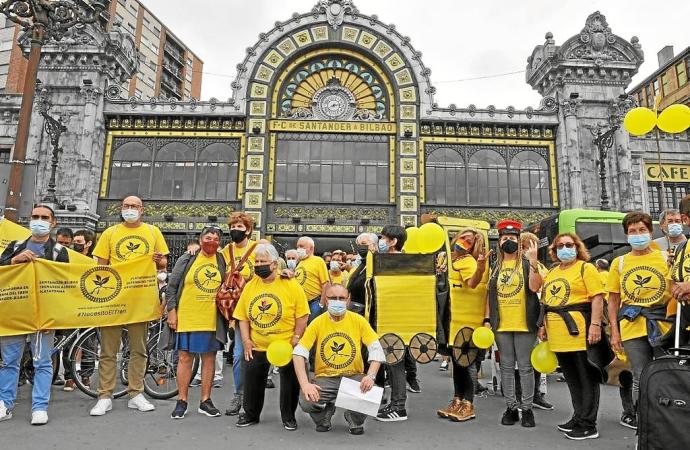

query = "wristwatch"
[366,373,376,381]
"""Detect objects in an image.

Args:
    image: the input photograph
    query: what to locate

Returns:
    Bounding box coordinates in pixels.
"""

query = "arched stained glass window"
[509,151,550,207]
[425,147,466,206]
[151,142,195,200]
[109,142,152,198]
[468,149,509,206]
[196,143,239,200]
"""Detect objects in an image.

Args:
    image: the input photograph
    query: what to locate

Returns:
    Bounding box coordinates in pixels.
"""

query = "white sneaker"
[89,398,113,416]
[127,394,155,412]
[0,400,12,422]
[31,410,48,426]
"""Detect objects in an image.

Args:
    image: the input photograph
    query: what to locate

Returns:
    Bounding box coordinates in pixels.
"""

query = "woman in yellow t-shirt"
[436,228,488,423]
[487,220,542,427]
[166,227,228,419]
[539,232,605,440]
[607,212,674,428]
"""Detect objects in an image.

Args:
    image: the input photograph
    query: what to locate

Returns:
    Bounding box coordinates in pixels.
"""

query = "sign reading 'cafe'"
[645,163,690,183]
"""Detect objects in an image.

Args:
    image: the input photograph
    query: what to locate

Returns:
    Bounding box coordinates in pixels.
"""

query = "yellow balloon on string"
[472,327,494,349]
[530,341,558,373]
[417,222,447,254]
[623,107,657,136]
[657,104,690,134]
[266,340,293,367]
[403,227,421,253]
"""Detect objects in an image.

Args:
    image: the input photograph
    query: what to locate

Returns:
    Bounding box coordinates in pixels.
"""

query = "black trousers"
[404,348,417,382]
[452,361,474,402]
[556,351,600,429]
[242,351,300,423]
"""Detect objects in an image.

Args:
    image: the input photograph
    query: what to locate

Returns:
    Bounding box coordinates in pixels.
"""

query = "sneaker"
[557,418,579,432]
[63,380,76,392]
[619,412,637,430]
[440,360,449,371]
[501,407,520,426]
[212,379,223,389]
[406,378,421,393]
[565,427,599,440]
[521,409,535,428]
[89,398,113,416]
[236,413,259,427]
[314,403,336,431]
[198,399,221,417]
[30,410,48,426]
[533,394,554,410]
[52,377,65,386]
[448,399,476,422]
[437,397,462,419]
[283,419,298,431]
[189,378,202,387]
[475,383,489,395]
[266,378,275,389]
[376,405,408,422]
[171,400,188,419]
[344,410,365,434]
[0,401,12,422]
[81,377,91,388]
[127,394,155,412]
[225,393,243,416]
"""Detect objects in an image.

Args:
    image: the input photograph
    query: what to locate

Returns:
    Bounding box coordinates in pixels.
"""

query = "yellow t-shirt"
[294,255,330,300]
[299,311,379,378]
[233,276,309,351]
[669,241,690,321]
[329,270,349,286]
[496,259,528,332]
[177,253,222,332]
[607,251,673,342]
[449,255,487,336]
[92,223,169,264]
[599,270,609,300]
[541,261,604,352]
[221,241,256,281]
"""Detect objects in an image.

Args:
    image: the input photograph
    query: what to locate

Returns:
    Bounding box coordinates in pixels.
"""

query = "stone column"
[562,98,583,208]
[73,81,102,211]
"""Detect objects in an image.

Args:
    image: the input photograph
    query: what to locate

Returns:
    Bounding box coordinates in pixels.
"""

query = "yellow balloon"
[267,340,293,367]
[472,327,494,349]
[530,342,558,373]
[657,104,690,134]
[403,227,421,253]
[623,107,657,136]
[417,222,447,254]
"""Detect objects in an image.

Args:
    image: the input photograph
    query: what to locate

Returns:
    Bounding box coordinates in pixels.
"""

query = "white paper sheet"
[334,377,384,417]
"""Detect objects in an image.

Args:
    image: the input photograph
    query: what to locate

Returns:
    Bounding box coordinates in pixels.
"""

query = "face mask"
[667,223,683,237]
[286,259,297,271]
[329,260,340,271]
[357,245,369,258]
[72,243,85,253]
[254,264,273,279]
[229,229,247,243]
[351,258,361,269]
[296,248,307,259]
[378,240,390,253]
[121,208,140,223]
[201,241,219,254]
[327,299,347,317]
[628,233,651,250]
[157,272,167,282]
[500,239,519,254]
[29,219,51,237]
[556,247,577,262]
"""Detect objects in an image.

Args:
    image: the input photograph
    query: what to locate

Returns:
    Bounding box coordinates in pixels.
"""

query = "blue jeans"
[308,299,324,324]
[0,331,55,412]
[233,328,244,395]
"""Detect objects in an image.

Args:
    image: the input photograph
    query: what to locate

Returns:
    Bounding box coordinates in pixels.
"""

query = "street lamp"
[36,88,66,204]
[588,123,619,211]
[0,0,105,221]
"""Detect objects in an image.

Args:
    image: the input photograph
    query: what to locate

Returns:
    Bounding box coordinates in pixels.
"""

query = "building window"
[426,148,466,205]
[677,61,688,87]
[645,85,653,107]
[0,148,10,163]
[108,139,239,200]
[661,72,671,95]
[647,182,690,218]
[509,151,550,207]
[274,135,389,204]
[653,79,660,98]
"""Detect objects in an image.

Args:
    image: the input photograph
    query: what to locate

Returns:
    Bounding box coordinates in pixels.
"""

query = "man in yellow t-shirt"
[293,284,384,435]
[293,236,330,321]
[89,196,169,417]
[232,243,309,429]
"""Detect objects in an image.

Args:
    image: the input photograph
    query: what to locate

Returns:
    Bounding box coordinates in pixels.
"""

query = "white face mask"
[29,219,51,237]
[121,208,140,223]
[157,272,167,282]
[296,248,307,259]
[329,260,340,271]
[286,259,297,271]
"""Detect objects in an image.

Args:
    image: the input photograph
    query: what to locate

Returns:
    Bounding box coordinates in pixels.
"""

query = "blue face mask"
[286,259,297,271]
[628,233,651,250]
[329,260,340,271]
[29,219,51,237]
[327,299,347,317]
[556,247,577,262]
[378,240,390,253]
[667,223,683,237]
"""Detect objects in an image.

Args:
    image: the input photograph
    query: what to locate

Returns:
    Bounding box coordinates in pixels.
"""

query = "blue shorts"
[175,331,221,353]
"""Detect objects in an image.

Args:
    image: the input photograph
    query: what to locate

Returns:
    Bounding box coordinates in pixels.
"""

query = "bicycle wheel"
[142,332,199,400]
[69,328,129,399]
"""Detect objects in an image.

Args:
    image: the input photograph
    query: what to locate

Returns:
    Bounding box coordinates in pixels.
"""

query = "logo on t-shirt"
[294,267,307,285]
[319,331,357,370]
[621,266,665,305]
[497,267,524,299]
[115,236,150,261]
[80,266,123,303]
[542,278,571,306]
[248,293,283,329]
[193,263,222,294]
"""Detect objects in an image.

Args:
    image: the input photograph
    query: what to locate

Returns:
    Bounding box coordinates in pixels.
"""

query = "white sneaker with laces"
[31,410,48,426]
[0,400,12,422]
[89,398,113,416]
[127,394,155,412]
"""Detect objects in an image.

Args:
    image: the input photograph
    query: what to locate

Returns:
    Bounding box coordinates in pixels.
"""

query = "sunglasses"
[556,242,576,249]
[201,225,223,235]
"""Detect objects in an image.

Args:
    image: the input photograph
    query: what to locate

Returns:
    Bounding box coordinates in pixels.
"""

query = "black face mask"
[357,245,369,258]
[254,264,273,279]
[500,239,519,255]
[72,243,85,253]
[230,229,247,243]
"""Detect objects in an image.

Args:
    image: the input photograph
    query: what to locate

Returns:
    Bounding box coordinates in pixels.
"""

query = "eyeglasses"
[556,242,576,249]
[201,225,223,235]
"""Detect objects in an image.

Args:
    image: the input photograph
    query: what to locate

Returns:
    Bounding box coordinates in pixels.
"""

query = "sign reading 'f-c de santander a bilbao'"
[0,256,160,336]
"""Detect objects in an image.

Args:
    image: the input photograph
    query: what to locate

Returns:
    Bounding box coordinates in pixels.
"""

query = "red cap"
[496,219,522,236]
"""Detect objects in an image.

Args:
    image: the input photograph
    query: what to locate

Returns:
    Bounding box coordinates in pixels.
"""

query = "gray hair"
[285,249,298,258]
[659,209,681,224]
[356,232,378,245]
[297,236,314,248]
[255,243,280,262]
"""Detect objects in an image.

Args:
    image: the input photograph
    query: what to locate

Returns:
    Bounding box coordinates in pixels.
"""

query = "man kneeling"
[292,284,384,435]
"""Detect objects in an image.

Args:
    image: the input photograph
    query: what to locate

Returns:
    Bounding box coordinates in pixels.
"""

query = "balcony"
[164,43,184,64]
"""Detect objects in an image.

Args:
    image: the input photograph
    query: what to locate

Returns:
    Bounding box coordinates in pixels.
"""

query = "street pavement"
[2,359,638,450]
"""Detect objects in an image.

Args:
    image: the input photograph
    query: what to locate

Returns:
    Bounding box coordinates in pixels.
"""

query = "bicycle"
[19,329,83,386]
